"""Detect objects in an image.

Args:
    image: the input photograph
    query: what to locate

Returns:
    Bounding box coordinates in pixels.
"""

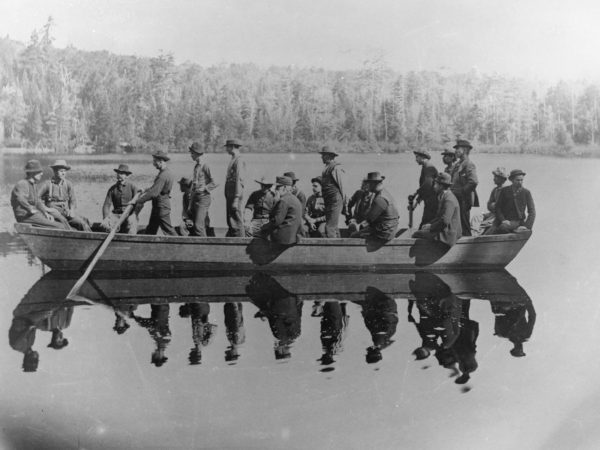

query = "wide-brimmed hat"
[275,176,293,187]
[453,139,473,150]
[188,142,203,155]
[435,172,453,186]
[50,159,71,170]
[152,150,170,161]
[413,149,431,159]
[178,177,192,186]
[255,176,273,186]
[283,171,299,181]
[224,139,242,148]
[114,164,132,175]
[24,160,43,174]
[509,169,526,180]
[311,176,322,185]
[363,172,385,182]
[318,146,339,157]
[492,167,508,178]
[441,148,456,157]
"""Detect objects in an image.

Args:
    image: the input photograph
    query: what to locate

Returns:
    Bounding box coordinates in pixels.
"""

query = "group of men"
[11,138,535,249]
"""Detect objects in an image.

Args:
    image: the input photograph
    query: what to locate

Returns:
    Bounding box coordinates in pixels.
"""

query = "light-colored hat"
[435,172,452,186]
[413,149,431,159]
[275,176,293,187]
[492,167,508,178]
[50,159,71,170]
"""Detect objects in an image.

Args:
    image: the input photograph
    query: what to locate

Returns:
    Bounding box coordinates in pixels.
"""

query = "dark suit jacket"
[451,158,479,208]
[495,186,536,229]
[263,191,303,245]
[429,190,462,247]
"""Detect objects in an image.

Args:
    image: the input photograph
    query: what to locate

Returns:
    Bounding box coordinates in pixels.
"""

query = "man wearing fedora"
[39,159,91,231]
[10,159,67,230]
[134,150,177,236]
[442,148,457,176]
[224,139,246,237]
[319,146,347,238]
[450,139,479,236]
[350,172,399,242]
[470,167,508,236]
[410,149,439,228]
[188,142,217,237]
[101,164,140,234]
[413,172,462,247]
[491,169,535,234]
[260,176,303,245]
[244,176,276,237]
[283,171,307,212]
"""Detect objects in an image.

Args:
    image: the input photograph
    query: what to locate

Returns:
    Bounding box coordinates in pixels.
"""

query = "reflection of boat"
[21,269,531,305]
[15,223,530,272]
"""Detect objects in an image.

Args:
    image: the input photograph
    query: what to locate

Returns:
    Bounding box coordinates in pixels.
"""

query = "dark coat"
[451,158,479,208]
[495,185,536,229]
[263,191,303,245]
[429,189,462,247]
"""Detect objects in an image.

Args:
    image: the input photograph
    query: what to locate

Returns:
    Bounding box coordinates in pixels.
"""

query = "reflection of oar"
[66,191,141,300]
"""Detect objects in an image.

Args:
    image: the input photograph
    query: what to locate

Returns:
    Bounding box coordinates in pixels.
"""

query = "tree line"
[1,19,599,155]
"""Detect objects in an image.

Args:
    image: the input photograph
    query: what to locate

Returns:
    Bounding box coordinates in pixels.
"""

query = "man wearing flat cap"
[188,142,217,236]
[413,172,462,247]
[101,164,141,234]
[38,159,91,231]
[442,148,458,177]
[245,176,276,237]
[261,176,303,245]
[350,172,399,242]
[10,160,67,230]
[319,146,347,238]
[450,139,479,236]
[492,169,535,234]
[133,150,177,235]
[224,139,246,237]
[470,167,508,235]
[410,149,439,228]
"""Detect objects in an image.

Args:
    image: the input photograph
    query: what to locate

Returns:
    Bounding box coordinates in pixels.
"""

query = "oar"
[66,191,141,300]
[407,193,416,230]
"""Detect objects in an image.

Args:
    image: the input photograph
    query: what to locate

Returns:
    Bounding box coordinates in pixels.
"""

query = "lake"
[1,152,599,450]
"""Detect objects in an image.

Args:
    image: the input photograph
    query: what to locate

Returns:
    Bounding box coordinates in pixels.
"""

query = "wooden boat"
[14,223,531,272]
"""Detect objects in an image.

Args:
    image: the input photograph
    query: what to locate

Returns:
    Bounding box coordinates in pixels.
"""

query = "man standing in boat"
[244,176,276,237]
[319,146,347,238]
[11,160,67,230]
[491,169,535,234]
[224,139,246,237]
[101,164,140,234]
[413,172,462,247]
[188,142,217,236]
[38,160,91,231]
[133,150,177,236]
[261,176,303,245]
[409,149,438,228]
[442,148,458,176]
[350,172,399,242]
[450,139,479,236]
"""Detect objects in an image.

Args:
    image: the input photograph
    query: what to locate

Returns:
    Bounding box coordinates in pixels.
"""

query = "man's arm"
[102,187,112,219]
[203,165,218,192]
[524,190,536,229]
[487,188,497,213]
[67,180,77,211]
[365,195,387,224]
[462,162,478,195]
[13,181,38,214]
[136,173,165,204]
[262,199,285,233]
[416,166,437,198]
[429,195,453,233]
[494,188,507,224]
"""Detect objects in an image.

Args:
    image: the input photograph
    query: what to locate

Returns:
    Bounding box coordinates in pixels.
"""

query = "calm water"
[1,152,599,450]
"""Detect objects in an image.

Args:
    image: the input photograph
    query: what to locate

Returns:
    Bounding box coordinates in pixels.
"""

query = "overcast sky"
[2,0,600,81]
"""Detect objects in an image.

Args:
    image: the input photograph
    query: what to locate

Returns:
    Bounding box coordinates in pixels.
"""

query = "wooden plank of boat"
[14,223,531,272]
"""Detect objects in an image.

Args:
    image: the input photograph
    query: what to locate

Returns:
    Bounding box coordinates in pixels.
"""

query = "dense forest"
[1,19,599,155]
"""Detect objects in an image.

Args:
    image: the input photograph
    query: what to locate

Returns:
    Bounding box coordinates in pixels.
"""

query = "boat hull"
[14,223,531,272]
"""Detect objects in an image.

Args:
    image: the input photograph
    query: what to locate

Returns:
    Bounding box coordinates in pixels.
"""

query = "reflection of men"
[412,173,462,247]
[261,176,303,245]
[245,176,276,237]
[134,304,172,367]
[319,146,347,237]
[224,303,245,363]
[101,164,140,234]
[411,149,438,227]
[39,159,91,231]
[491,169,536,234]
[450,139,479,236]
[11,159,67,229]
[188,142,217,236]
[224,139,246,237]
[491,298,536,357]
[180,303,217,365]
[318,301,349,366]
[358,286,398,364]
[246,273,303,360]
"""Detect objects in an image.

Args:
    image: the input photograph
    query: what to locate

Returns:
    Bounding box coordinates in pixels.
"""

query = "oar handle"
[66,191,142,299]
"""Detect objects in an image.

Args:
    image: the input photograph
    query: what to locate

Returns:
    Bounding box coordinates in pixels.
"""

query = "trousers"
[190,192,211,237]
[17,212,67,230]
[225,196,244,237]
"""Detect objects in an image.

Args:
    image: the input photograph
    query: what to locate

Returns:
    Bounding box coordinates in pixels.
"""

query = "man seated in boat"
[100,164,140,234]
[38,160,91,232]
[346,180,374,235]
[260,176,303,245]
[412,172,462,247]
[488,169,535,235]
[303,176,327,237]
[244,176,276,237]
[470,167,508,236]
[10,159,67,230]
[349,172,399,242]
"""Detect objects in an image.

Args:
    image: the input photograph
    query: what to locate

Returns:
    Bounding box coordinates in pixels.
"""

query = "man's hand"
[515,226,529,233]
[184,219,193,228]
[421,224,431,231]
[501,220,511,227]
